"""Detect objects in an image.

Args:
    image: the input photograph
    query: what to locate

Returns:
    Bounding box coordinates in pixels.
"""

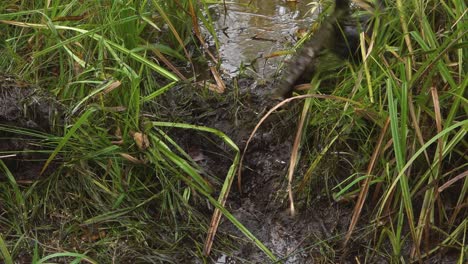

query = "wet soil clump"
[0,74,62,181]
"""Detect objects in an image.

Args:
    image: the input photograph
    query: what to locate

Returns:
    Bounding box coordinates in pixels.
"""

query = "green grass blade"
[0,234,13,264]
[36,252,97,264]
[41,108,95,174]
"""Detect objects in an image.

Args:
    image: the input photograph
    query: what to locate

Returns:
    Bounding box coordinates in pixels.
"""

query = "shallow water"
[211,0,319,77]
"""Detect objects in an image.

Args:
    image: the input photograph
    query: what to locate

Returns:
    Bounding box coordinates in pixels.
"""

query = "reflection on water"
[211,0,319,77]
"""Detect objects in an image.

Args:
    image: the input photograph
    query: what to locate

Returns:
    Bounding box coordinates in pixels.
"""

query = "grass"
[282,0,467,261]
[0,0,251,262]
[0,0,467,263]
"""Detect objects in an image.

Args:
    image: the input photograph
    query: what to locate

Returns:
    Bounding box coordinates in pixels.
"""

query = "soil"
[0,74,62,181]
[151,75,461,263]
[149,77,371,263]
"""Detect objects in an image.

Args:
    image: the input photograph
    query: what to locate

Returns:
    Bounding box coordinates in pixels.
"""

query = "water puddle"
[210,0,319,77]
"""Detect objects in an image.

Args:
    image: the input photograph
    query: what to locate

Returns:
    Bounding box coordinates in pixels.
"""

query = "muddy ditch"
[148,75,375,263]
[150,75,458,263]
[149,1,456,262]
[154,1,369,262]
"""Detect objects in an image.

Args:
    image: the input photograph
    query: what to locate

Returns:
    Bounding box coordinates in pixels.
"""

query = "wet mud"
[152,1,458,262]
[147,1,366,262]
[150,76,368,263]
[0,74,61,181]
[153,78,459,263]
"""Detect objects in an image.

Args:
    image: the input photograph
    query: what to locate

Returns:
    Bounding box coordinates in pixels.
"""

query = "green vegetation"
[289,0,467,261]
[0,0,242,262]
[0,0,466,263]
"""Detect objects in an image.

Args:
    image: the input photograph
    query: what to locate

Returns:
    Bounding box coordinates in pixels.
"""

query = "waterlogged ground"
[156,76,355,263]
[197,2,461,263]
[0,1,464,263]
[207,1,352,263]
[157,1,368,262]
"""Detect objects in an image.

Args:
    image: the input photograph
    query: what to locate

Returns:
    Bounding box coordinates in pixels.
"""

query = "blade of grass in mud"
[0,234,13,264]
[205,189,277,261]
[286,91,313,216]
[147,124,276,260]
[0,125,51,139]
[0,160,26,220]
[142,81,178,102]
[148,122,241,255]
[83,207,137,225]
[298,131,340,192]
[36,252,97,264]
[148,122,276,259]
[150,134,213,194]
[154,128,217,187]
[71,79,121,115]
[387,78,419,258]
[333,174,376,199]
